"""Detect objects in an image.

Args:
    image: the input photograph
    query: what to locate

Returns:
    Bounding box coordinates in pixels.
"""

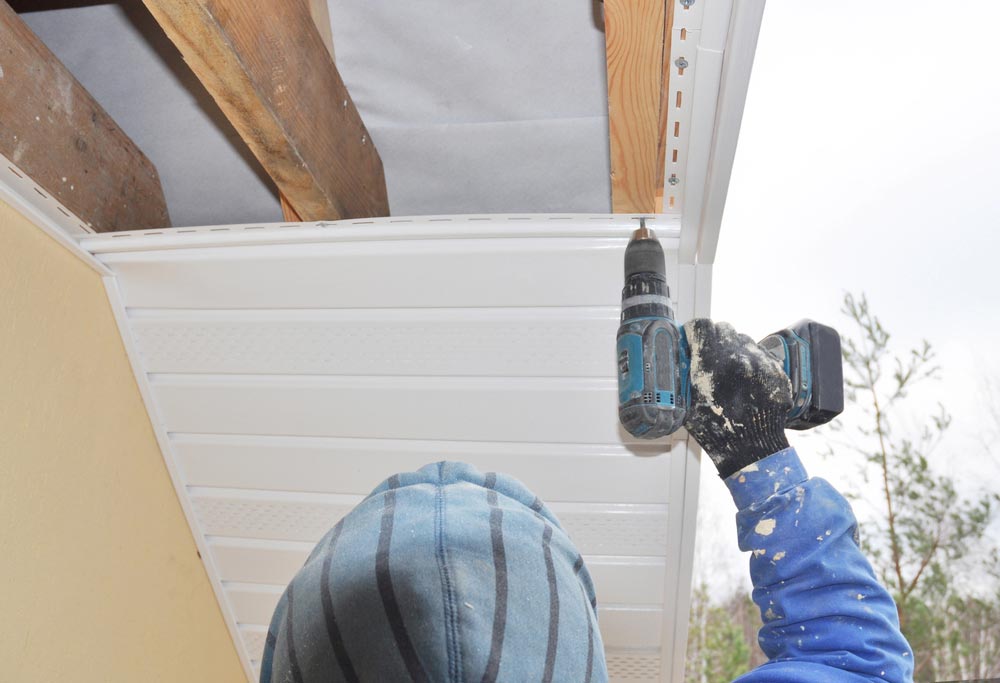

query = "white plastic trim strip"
[679,45,725,263]
[663,0,736,218]
[696,0,767,265]
[671,0,707,31]
[100,276,257,681]
[79,214,682,255]
[660,264,713,682]
[663,25,699,216]
[698,0,736,51]
[675,0,763,265]
[0,154,109,275]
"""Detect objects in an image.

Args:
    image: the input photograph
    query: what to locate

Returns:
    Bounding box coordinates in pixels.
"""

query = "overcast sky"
[694,1,1000,592]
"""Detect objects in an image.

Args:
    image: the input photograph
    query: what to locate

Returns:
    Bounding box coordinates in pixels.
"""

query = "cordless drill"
[616,224,844,439]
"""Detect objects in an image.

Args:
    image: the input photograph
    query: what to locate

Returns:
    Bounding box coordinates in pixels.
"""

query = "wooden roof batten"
[604,0,672,215]
[603,0,766,266]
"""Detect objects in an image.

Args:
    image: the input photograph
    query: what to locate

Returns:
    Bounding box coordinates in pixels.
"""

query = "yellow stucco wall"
[0,200,246,682]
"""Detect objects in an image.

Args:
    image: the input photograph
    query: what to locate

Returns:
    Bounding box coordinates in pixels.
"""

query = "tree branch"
[903,523,942,600]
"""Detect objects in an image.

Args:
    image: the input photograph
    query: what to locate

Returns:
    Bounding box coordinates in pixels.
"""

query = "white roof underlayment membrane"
[22,1,613,225]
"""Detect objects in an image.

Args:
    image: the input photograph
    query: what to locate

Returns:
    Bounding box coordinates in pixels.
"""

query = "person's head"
[260,461,607,681]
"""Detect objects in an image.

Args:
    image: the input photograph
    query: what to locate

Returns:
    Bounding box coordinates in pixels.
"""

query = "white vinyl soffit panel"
[79,215,701,683]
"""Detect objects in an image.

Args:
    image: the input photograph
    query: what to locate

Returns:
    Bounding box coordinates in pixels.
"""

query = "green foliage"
[704,610,749,682]
[835,292,1000,680]
[685,583,755,683]
[941,589,1000,679]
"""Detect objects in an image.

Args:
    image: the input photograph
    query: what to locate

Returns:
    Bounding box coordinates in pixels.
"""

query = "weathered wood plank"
[654,0,676,212]
[281,0,335,222]
[0,1,170,232]
[604,0,666,214]
[279,193,301,222]
[306,0,335,62]
[142,0,388,221]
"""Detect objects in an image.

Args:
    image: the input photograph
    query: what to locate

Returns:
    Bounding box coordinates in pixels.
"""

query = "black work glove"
[682,319,792,479]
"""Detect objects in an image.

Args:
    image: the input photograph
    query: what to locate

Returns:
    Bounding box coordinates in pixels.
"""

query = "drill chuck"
[620,228,675,323]
[623,226,666,279]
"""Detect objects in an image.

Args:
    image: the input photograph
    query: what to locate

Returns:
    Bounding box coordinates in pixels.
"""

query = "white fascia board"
[662,263,712,681]
[678,44,726,263]
[676,0,765,265]
[697,0,767,265]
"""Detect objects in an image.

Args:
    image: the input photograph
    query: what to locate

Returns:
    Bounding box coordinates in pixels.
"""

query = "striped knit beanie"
[260,461,607,682]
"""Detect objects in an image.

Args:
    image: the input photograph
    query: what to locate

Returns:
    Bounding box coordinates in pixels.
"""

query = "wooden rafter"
[142,0,389,221]
[280,0,338,222]
[306,0,336,62]
[604,0,674,214]
[0,1,170,232]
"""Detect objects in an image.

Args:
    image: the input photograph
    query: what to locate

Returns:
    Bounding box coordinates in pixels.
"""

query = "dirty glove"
[682,319,792,479]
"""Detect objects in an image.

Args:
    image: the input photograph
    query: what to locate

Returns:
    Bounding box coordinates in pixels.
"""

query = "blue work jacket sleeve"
[725,447,914,683]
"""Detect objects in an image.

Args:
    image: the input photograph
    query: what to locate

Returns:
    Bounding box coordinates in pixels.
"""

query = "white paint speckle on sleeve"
[755,518,777,536]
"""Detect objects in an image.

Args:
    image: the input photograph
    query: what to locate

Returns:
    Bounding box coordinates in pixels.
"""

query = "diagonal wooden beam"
[0,1,170,232]
[306,0,336,63]
[604,0,672,214]
[142,0,389,221]
[280,0,337,222]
